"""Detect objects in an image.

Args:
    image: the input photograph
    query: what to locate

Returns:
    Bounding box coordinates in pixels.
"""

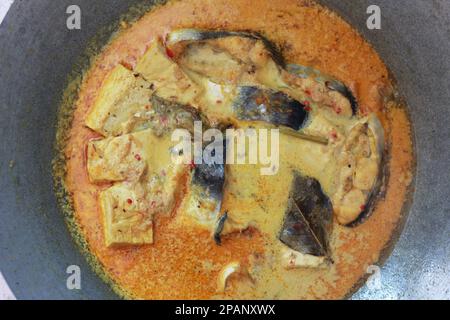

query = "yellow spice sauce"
[63,0,414,299]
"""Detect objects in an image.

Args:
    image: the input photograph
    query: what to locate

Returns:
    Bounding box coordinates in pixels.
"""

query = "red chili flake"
[255,96,265,105]
[360,204,366,212]
[120,61,134,71]
[335,106,342,114]
[305,89,312,96]
[135,154,141,161]
[189,160,196,170]
[160,115,168,125]
[165,47,175,58]
[330,130,338,139]
[127,198,133,205]
[360,107,368,116]
[303,100,312,112]
[83,144,89,166]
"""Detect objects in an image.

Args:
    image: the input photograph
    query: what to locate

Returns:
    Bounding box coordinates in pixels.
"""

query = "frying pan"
[0,0,448,299]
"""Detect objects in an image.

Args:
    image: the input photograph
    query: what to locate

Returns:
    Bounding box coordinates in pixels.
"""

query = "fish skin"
[234,86,309,130]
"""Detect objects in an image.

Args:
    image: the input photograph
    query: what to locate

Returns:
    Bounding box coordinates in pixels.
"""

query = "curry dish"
[60,0,414,299]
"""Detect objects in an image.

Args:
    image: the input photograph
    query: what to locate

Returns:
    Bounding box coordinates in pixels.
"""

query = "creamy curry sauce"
[63,0,414,299]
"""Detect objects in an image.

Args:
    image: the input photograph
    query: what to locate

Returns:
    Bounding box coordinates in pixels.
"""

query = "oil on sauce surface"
[64,0,414,299]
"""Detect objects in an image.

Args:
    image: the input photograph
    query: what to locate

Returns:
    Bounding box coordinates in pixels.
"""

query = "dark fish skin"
[325,81,358,116]
[214,212,228,245]
[191,135,227,218]
[192,157,225,201]
[234,86,309,130]
[129,94,207,136]
[167,29,357,115]
[150,95,202,119]
[167,29,286,67]
[149,94,228,232]
[279,174,333,257]
[149,95,205,133]
[287,64,358,115]
[193,136,228,245]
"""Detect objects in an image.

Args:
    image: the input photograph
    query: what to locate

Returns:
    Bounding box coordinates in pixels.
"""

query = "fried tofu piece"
[100,182,153,246]
[85,64,134,134]
[89,129,188,246]
[135,41,201,106]
[85,42,202,137]
[87,134,146,183]
[143,163,187,217]
[87,128,187,183]
[85,64,154,136]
